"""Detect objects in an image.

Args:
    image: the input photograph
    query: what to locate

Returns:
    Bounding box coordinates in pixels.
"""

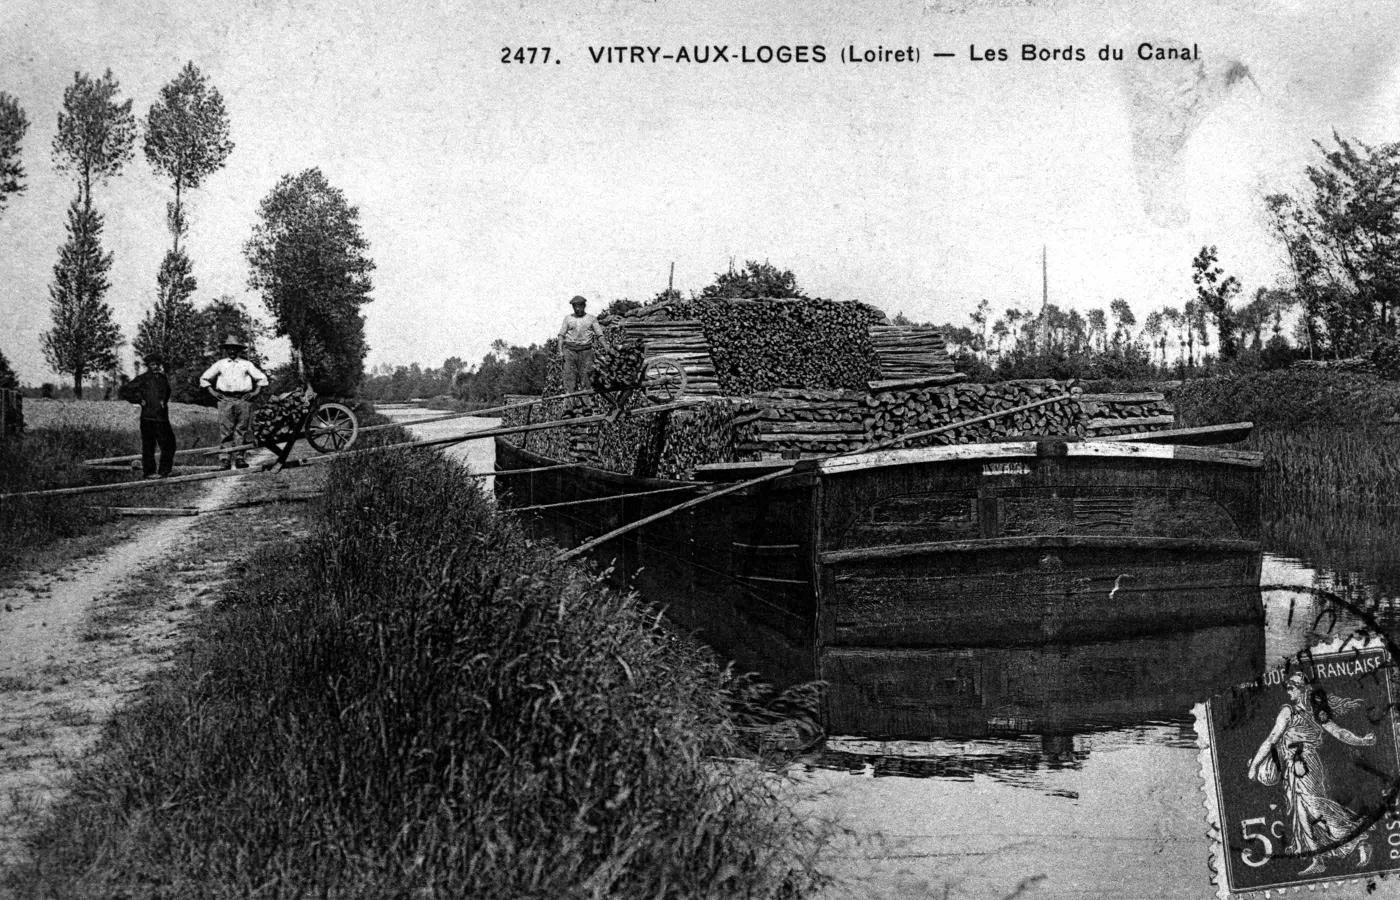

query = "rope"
[508,484,698,512]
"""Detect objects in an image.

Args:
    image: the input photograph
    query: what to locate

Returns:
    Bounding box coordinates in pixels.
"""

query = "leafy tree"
[1109,298,1136,349]
[1141,310,1165,365]
[41,200,120,397]
[245,169,374,395]
[144,62,233,252]
[0,92,28,213]
[1192,245,1241,359]
[1086,308,1107,352]
[51,70,135,209]
[699,260,806,300]
[1263,134,1400,354]
[44,71,133,398]
[0,346,18,390]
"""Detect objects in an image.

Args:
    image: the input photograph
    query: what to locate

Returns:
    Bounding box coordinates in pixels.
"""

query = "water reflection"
[809,621,1263,785]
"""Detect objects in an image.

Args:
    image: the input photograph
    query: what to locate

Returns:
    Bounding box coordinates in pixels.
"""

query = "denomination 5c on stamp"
[1195,639,1400,896]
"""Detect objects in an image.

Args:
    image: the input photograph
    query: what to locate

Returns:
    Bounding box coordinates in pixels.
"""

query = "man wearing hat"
[558,295,608,409]
[117,352,176,478]
[199,336,269,469]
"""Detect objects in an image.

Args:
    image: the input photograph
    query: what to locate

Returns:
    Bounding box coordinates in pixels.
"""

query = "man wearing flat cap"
[558,295,608,409]
[199,336,269,469]
[118,352,176,478]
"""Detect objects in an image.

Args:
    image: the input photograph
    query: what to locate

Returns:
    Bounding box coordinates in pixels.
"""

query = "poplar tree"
[0,91,28,213]
[136,63,234,375]
[43,70,133,398]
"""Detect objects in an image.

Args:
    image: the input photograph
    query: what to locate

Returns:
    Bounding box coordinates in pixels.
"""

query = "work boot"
[234,459,249,469]
[220,459,233,470]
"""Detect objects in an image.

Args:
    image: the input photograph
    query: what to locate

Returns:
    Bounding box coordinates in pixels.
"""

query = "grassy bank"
[1173,370,1400,512]
[9,447,827,898]
[0,414,223,576]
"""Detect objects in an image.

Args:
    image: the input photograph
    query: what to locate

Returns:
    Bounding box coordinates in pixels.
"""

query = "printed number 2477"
[502,47,551,64]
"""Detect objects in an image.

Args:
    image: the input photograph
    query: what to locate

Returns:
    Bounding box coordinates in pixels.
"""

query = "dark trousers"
[140,418,176,476]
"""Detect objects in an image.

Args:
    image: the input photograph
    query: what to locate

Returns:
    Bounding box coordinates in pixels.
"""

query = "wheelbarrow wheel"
[642,357,687,402]
[306,402,359,453]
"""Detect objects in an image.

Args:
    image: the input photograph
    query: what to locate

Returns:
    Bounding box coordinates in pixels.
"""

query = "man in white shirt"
[558,295,608,409]
[199,336,269,469]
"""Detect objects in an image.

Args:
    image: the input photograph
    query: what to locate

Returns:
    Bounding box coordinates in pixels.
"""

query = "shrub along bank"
[11,447,828,899]
[1173,370,1400,511]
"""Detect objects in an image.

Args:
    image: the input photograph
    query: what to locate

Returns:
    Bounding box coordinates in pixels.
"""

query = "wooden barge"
[495,433,1265,723]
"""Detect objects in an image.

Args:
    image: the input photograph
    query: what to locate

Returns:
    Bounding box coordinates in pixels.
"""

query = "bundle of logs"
[692,298,883,394]
[869,325,954,379]
[589,340,645,394]
[736,388,868,457]
[862,380,1086,448]
[1078,392,1175,438]
[612,319,720,394]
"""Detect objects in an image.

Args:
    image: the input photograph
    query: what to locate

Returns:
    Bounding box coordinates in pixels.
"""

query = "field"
[22,398,220,433]
[0,400,223,578]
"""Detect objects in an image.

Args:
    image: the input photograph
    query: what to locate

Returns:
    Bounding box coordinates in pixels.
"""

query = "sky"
[1,0,1398,383]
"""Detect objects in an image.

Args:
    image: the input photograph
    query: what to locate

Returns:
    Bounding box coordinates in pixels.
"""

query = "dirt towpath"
[0,464,316,871]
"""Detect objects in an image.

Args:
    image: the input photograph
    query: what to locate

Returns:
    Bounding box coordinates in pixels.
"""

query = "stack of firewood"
[735,389,867,457]
[869,325,954,379]
[1079,392,1176,437]
[863,380,1085,447]
[616,319,720,393]
[694,298,882,394]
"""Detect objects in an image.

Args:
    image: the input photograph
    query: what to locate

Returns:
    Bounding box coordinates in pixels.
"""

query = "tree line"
[0,66,374,403]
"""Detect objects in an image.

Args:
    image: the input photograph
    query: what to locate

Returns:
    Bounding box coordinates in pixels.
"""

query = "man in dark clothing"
[118,354,176,478]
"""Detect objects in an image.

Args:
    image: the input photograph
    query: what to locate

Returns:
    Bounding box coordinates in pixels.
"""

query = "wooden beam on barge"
[820,535,1262,565]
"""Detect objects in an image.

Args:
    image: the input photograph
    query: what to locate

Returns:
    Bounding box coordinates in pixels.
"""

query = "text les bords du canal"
[500,43,1202,66]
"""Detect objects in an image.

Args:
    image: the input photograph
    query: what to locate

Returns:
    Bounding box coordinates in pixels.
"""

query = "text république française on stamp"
[1195,632,1400,897]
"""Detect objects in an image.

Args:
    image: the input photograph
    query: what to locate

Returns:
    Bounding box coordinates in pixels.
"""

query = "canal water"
[382,406,1396,897]
[796,515,1400,900]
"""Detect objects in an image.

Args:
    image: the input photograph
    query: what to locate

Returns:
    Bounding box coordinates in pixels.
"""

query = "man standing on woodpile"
[559,295,608,410]
[117,352,176,478]
[200,336,268,470]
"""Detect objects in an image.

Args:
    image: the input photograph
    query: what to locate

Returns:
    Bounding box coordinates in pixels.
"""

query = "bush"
[1372,338,1400,380]
[13,449,828,898]
[1173,370,1400,429]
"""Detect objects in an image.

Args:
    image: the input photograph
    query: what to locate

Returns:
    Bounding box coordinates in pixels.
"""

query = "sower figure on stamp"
[558,295,608,412]
[117,353,176,478]
[200,336,268,470]
[1247,672,1376,875]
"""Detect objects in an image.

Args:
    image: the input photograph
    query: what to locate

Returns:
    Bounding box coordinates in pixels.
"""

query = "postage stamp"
[1194,635,1400,897]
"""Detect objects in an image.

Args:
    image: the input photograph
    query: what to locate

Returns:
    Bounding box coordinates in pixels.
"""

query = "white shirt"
[200,357,269,393]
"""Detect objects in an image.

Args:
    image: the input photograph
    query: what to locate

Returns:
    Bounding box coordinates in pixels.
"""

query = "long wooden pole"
[551,394,1074,563]
[13,401,695,501]
[81,391,597,466]
[0,461,276,501]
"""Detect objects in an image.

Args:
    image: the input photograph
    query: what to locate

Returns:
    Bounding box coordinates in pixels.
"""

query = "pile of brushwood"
[694,298,883,394]
[589,339,645,395]
[249,390,312,445]
[12,449,828,899]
